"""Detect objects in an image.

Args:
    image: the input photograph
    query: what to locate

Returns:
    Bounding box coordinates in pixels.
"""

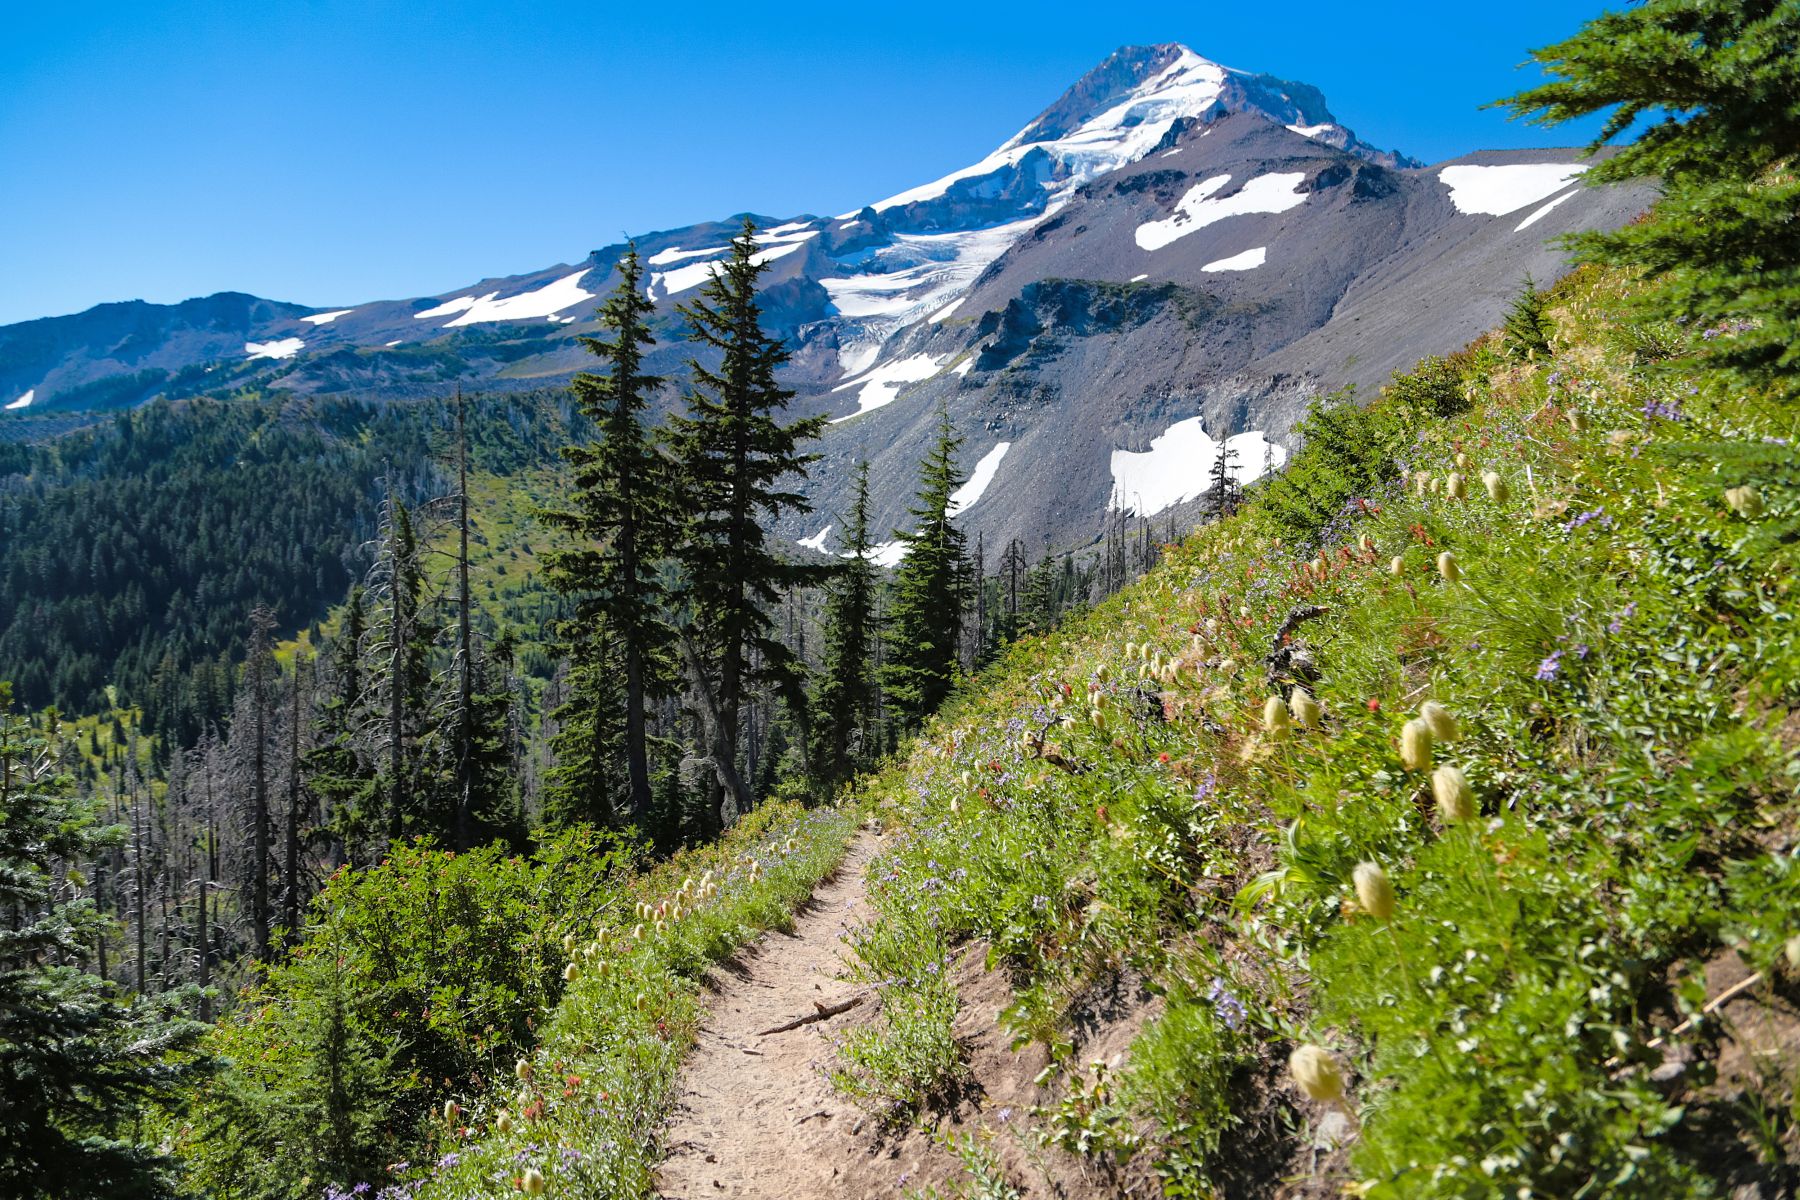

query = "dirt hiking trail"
[654,830,903,1197]
[655,829,1159,1199]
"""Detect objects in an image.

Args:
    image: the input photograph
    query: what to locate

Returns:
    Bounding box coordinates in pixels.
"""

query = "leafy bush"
[177,827,636,1200]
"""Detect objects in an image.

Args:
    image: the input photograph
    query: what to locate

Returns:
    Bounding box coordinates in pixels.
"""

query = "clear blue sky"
[0,0,1614,326]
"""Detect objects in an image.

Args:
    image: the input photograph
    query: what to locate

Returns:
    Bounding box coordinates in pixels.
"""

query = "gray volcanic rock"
[788,118,1650,556]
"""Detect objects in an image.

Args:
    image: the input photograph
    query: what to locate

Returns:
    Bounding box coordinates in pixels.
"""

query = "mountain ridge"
[0,42,1651,551]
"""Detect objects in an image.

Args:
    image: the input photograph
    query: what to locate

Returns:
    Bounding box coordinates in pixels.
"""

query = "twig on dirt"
[1647,971,1764,1050]
[1605,970,1767,1068]
[755,995,865,1036]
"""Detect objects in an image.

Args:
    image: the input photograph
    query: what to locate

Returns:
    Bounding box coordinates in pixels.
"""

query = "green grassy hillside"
[837,265,1800,1197]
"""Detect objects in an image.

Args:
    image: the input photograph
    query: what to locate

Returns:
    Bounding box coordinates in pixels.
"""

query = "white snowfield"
[4,389,33,411]
[1108,416,1289,516]
[648,237,814,302]
[837,441,1013,565]
[413,270,596,328]
[1515,189,1580,232]
[648,244,729,266]
[1286,122,1337,141]
[865,540,908,568]
[299,309,354,326]
[948,442,1011,516]
[244,337,305,361]
[797,524,833,553]
[1438,163,1588,218]
[823,217,1039,325]
[829,353,943,422]
[1202,246,1267,272]
[1135,173,1308,251]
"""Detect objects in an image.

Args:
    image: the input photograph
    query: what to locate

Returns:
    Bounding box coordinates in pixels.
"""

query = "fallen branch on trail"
[755,995,866,1036]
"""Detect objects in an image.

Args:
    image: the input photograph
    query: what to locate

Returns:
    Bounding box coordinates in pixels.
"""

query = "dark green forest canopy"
[0,392,584,728]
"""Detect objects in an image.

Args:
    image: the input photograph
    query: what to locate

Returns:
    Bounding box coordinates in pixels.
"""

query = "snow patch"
[865,540,907,568]
[1439,163,1588,217]
[1136,173,1308,251]
[1109,417,1288,516]
[1202,246,1267,272]
[948,442,1011,516]
[245,337,305,361]
[821,215,1041,341]
[649,244,729,266]
[649,240,810,302]
[928,297,965,323]
[1161,148,1183,158]
[1514,188,1580,231]
[830,353,941,422]
[952,358,973,377]
[4,389,33,411]
[1130,273,1149,282]
[798,524,833,553]
[415,294,478,320]
[1286,123,1335,140]
[300,308,354,326]
[441,270,594,327]
[385,340,403,347]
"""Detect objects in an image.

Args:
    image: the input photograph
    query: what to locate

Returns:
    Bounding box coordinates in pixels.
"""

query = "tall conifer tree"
[812,462,881,785]
[541,246,673,827]
[668,221,827,832]
[884,401,972,731]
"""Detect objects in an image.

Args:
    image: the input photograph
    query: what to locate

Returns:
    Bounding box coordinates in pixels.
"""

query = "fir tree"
[0,689,205,1199]
[1502,0,1800,399]
[541,621,625,830]
[540,247,675,827]
[1502,274,1554,361]
[668,221,828,832]
[1208,436,1242,519]
[811,462,881,786]
[884,401,972,731]
[1019,553,1059,635]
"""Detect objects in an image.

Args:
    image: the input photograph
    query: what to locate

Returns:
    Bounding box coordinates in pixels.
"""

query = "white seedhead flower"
[1432,764,1476,822]
[1263,695,1291,735]
[1419,700,1460,743]
[1289,1044,1346,1102]
[1399,718,1433,772]
[1353,861,1396,921]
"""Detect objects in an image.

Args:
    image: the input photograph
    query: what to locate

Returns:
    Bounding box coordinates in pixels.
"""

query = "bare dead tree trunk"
[679,629,753,823]
[455,389,475,850]
[283,655,303,944]
[249,607,275,960]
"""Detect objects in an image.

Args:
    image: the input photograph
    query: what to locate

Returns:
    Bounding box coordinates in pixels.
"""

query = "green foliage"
[0,391,583,736]
[668,220,830,828]
[540,246,677,827]
[811,461,882,786]
[1254,387,1406,545]
[884,400,973,730]
[1502,274,1554,361]
[1504,0,1800,399]
[402,802,857,1199]
[835,262,1800,1195]
[180,828,635,1200]
[0,690,205,1199]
